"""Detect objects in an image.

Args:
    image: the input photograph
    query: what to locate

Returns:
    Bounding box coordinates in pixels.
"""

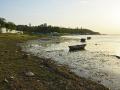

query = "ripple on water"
[21,35,120,90]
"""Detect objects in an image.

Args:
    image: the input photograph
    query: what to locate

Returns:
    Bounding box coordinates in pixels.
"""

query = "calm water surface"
[22,35,120,90]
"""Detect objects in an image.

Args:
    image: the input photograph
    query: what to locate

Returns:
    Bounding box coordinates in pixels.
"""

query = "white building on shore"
[0,28,23,34]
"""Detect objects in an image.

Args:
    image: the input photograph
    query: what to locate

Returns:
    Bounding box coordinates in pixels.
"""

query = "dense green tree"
[0,17,6,28]
[5,22,16,30]
[0,17,6,33]
[16,24,100,35]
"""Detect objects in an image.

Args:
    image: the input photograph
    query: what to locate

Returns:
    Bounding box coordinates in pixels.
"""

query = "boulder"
[25,71,35,77]
[4,78,9,83]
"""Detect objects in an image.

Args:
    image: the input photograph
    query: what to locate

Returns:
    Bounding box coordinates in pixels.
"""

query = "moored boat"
[87,37,91,40]
[69,44,86,51]
[80,38,86,42]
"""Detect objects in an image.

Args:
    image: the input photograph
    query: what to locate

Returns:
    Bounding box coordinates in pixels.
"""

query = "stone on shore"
[25,71,35,77]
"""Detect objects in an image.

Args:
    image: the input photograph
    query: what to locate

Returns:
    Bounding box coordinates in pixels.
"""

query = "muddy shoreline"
[0,34,109,90]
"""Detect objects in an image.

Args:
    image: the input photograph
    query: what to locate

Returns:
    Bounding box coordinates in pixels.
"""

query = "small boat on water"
[80,38,86,42]
[114,54,120,59]
[69,44,86,51]
[87,37,91,40]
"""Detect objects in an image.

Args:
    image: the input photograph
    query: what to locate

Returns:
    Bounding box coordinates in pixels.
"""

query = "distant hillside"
[0,17,100,35]
[16,23,100,35]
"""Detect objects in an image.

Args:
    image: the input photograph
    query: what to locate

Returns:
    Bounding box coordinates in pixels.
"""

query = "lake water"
[21,35,120,90]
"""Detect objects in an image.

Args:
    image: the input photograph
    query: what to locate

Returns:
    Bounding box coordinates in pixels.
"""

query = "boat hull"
[80,38,86,42]
[69,44,86,51]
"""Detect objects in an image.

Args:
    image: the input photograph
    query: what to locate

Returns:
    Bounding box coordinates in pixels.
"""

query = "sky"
[0,0,120,34]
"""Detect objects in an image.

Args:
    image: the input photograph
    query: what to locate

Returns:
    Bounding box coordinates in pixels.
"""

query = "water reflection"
[22,35,120,90]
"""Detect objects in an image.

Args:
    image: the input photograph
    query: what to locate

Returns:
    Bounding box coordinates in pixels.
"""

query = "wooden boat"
[115,55,120,59]
[69,44,86,51]
[80,38,86,42]
[87,37,91,40]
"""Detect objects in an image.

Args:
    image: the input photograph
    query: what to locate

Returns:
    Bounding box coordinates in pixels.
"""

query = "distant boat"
[80,38,86,42]
[115,55,120,59]
[69,44,86,51]
[87,37,91,40]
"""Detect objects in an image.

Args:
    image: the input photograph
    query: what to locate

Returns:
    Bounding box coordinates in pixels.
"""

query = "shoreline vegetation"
[0,33,109,90]
[0,17,100,35]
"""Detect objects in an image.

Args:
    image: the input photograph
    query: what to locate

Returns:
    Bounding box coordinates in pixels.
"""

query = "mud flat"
[0,34,109,90]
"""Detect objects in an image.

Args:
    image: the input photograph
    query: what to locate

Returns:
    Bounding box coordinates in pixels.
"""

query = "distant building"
[0,28,23,34]
[29,23,31,27]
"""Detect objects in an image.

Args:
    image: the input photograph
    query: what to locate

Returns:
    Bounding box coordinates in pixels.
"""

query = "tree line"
[0,17,100,35]
[17,23,100,35]
[0,17,16,30]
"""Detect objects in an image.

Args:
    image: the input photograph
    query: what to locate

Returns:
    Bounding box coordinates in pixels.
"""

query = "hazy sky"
[0,0,120,34]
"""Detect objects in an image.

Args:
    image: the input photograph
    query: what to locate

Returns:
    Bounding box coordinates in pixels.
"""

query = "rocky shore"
[0,34,109,90]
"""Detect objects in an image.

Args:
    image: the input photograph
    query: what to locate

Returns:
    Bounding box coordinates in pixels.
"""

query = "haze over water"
[22,35,120,90]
